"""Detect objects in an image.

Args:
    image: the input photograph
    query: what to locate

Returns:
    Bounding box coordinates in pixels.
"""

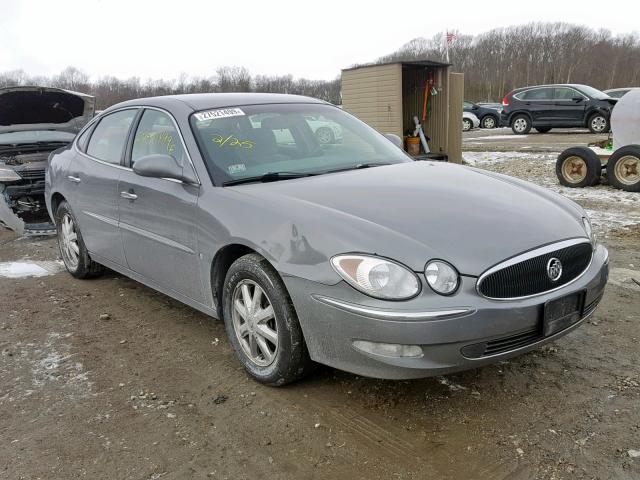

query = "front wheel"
[55,201,104,278]
[222,253,312,386]
[606,145,640,192]
[315,127,335,144]
[511,114,531,135]
[481,115,498,129]
[462,118,473,131]
[588,114,609,134]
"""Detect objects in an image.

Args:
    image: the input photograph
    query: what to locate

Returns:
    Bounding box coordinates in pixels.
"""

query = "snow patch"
[0,260,64,278]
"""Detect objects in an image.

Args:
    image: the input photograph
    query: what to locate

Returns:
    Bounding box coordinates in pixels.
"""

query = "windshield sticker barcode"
[194,108,245,122]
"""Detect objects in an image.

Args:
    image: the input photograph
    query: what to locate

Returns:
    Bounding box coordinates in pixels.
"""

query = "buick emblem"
[546,258,563,282]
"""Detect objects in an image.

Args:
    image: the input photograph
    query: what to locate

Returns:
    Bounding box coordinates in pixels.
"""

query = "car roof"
[511,84,594,93]
[105,93,328,114]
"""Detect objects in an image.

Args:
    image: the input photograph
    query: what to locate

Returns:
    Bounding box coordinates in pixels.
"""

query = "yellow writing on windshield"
[212,134,254,149]
[135,132,176,154]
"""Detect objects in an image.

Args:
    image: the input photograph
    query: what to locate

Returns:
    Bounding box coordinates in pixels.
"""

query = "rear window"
[518,88,553,100]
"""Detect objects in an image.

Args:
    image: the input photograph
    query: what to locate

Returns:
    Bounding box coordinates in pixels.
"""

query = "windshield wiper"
[322,162,391,174]
[223,171,319,186]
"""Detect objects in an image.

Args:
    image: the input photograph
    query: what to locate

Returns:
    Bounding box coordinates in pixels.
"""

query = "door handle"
[120,191,138,200]
[67,175,81,183]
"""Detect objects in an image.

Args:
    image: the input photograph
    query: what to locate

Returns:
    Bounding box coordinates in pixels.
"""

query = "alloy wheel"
[231,279,278,367]
[482,116,496,129]
[60,213,80,269]
[591,116,607,132]
[513,118,528,133]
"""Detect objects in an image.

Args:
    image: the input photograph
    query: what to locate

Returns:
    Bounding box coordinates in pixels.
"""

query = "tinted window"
[190,103,410,184]
[554,87,583,100]
[131,110,186,166]
[520,88,553,100]
[76,124,94,151]
[86,110,137,164]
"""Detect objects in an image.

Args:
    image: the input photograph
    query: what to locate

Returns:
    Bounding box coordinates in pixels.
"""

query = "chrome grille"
[478,240,593,299]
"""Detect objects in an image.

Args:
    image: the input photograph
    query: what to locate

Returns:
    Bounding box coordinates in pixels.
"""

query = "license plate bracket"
[543,291,585,337]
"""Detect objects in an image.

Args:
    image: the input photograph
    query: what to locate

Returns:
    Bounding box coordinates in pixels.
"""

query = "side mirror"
[383,133,403,149]
[472,105,479,110]
[572,96,584,103]
[132,154,199,184]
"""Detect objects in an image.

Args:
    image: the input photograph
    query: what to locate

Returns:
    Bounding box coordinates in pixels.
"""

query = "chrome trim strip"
[118,220,195,255]
[82,210,119,227]
[312,295,474,321]
[476,238,593,301]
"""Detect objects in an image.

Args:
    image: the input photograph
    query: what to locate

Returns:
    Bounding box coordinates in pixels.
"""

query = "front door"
[552,87,587,125]
[69,108,139,266]
[117,108,203,302]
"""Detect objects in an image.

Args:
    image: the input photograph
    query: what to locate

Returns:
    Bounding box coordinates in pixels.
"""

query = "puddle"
[0,260,64,278]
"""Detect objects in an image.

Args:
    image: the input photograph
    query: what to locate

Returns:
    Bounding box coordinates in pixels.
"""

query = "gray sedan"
[45,93,608,386]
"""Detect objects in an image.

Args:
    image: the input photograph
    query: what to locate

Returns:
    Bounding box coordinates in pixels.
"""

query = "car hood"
[0,86,95,134]
[230,162,588,276]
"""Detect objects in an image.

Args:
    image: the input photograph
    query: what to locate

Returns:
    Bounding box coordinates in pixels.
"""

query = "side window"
[463,101,474,108]
[131,110,186,166]
[76,123,94,152]
[86,110,137,164]
[554,87,582,100]
[521,88,552,100]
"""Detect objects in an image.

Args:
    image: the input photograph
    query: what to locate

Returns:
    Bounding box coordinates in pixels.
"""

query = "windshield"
[0,130,75,145]
[577,85,610,100]
[189,103,411,184]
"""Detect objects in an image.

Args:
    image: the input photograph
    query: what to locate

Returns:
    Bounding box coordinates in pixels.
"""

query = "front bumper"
[284,244,609,379]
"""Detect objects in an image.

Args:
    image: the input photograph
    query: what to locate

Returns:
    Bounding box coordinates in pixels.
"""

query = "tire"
[588,113,610,134]
[222,253,312,386]
[511,114,531,135]
[535,127,552,133]
[481,115,498,129]
[462,118,473,132]
[55,201,104,278]
[606,145,640,192]
[315,127,335,145]
[556,147,602,188]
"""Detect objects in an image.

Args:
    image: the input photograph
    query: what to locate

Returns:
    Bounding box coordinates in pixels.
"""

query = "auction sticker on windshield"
[194,108,245,122]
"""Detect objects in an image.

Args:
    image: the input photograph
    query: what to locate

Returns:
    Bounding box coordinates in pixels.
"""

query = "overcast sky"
[1,0,636,81]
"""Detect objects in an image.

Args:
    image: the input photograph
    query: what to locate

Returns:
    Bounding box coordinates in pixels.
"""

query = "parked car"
[0,86,95,234]
[462,111,480,131]
[477,102,503,111]
[603,87,639,99]
[250,113,343,144]
[464,101,500,129]
[500,84,617,134]
[46,93,608,386]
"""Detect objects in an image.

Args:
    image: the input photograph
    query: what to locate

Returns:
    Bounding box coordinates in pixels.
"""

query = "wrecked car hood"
[0,86,95,135]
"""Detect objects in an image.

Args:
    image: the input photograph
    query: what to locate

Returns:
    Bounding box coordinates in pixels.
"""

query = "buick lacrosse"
[45,93,608,385]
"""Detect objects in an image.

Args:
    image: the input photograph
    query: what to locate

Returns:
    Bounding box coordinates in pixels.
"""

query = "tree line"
[1,22,638,107]
[378,22,640,101]
[0,66,341,109]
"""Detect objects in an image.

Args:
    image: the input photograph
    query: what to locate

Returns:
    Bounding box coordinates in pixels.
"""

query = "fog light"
[353,340,423,358]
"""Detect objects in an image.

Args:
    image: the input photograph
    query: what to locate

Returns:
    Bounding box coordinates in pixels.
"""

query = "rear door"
[517,87,555,123]
[68,108,139,266]
[552,87,587,125]
[117,108,203,302]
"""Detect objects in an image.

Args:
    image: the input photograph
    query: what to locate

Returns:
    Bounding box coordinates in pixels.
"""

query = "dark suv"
[500,84,617,134]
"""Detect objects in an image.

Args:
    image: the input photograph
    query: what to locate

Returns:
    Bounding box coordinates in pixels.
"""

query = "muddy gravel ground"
[2,145,640,479]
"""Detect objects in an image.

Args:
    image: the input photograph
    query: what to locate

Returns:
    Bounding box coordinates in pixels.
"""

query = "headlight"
[582,216,596,246]
[331,254,421,300]
[0,167,21,182]
[425,260,459,295]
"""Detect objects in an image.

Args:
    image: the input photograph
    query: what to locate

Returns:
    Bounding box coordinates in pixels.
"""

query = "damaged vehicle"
[46,93,608,386]
[0,86,94,234]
